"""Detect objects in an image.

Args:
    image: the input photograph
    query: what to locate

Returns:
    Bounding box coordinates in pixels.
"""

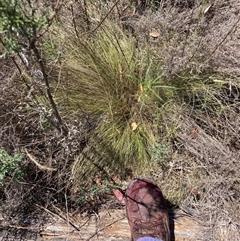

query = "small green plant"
[149,138,169,164]
[0,0,49,55]
[0,149,23,184]
[75,182,119,206]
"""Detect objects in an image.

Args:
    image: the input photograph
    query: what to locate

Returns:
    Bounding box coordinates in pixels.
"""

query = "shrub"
[0,149,22,184]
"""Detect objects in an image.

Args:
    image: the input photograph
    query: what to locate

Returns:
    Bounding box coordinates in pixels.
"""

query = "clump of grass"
[47,19,177,183]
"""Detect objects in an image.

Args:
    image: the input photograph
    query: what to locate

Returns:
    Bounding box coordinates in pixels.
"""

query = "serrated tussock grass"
[51,21,177,182]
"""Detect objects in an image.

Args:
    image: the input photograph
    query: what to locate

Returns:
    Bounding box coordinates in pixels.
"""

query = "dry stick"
[36,0,63,39]
[90,0,122,34]
[73,0,121,39]
[209,16,240,58]
[74,0,122,40]
[86,219,122,241]
[51,204,81,232]
[32,0,68,135]
[83,0,91,31]
[35,203,81,232]
[71,4,80,39]
[64,192,71,235]
[25,148,57,171]
[31,43,68,136]
[71,0,90,37]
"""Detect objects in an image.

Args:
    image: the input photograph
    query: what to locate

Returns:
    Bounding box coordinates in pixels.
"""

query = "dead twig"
[24,148,57,171]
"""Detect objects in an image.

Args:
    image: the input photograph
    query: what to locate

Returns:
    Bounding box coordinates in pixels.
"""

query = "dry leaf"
[131,122,138,130]
[149,31,160,38]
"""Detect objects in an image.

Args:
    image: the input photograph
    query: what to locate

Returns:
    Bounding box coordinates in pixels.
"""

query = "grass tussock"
[49,20,177,182]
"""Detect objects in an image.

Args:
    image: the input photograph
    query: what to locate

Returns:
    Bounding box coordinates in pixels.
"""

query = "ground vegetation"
[0,0,240,239]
